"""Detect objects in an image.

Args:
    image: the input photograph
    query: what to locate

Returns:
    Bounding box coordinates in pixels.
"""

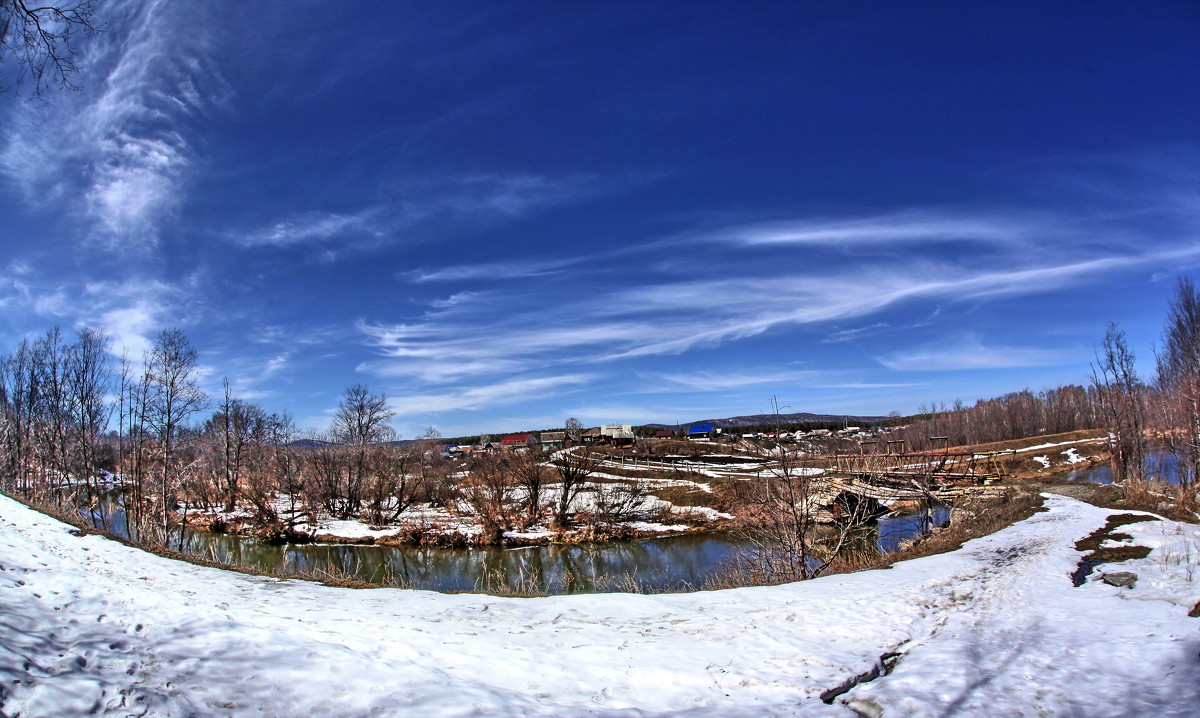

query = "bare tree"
[1155,277,1200,487]
[590,480,651,526]
[331,383,395,445]
[504,447,548,528]
[144,328,208,544]
[362,444,420,525]
[328,383,396,519]
[1,0,101,96]
[564,416,584,443]
[1090,323,1146,483]
[551,447,598,528]
[1,338,39,493]
[64,327,113,525]
[206,378,271,513]
[461,452,517,543]
[725,396,875,581]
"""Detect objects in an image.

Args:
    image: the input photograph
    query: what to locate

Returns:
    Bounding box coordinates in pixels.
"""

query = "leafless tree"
[461,452,516,542]
[64,327,112,524]
[331,383,396,446]
[504,447,548,528]
[205,379,274,513]
[144,328,208,544]
[1,338,39,493]
[590,480,651,526]
[551,447,598,528]
[1,0,101,96]
[1090,322,1146,483]
[1155,277,1200,487]
[726,396,876,581]
[564,416,584,442]
[362,443,420,525]
[328,383,395,519]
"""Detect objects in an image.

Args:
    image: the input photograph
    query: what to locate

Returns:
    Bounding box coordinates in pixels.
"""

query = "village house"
[540,431,566,451]
[580,427,604,444]
[601,424,636,446]
[499,433,538,450]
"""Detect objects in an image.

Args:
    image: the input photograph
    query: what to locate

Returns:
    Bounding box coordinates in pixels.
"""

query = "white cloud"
[95,302,161,358]
[876,336,1076,372]
[385,374,595,414]
[226,171,638,254]
[229,210,383,248]
[651,369,825,392]
[697,210,1035,248]
[0,0,225,251]
[408,257,580,283]
[356,251,1148,388]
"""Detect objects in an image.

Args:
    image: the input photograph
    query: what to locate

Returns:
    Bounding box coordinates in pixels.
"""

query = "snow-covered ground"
[1,492,1198,717]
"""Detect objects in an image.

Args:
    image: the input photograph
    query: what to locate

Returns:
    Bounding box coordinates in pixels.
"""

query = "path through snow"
[0,493,1197,716]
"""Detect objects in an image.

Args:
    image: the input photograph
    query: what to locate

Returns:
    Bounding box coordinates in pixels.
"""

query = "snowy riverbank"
[1,492,1197,717]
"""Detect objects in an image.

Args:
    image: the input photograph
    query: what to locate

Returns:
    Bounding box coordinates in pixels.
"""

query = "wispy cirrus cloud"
[230,210,385,248]
[226,171,648,252]
[0,0,228,252]
[384,374,596,414]
[357,250,1146,388]
[876,335,1076,371]
[407,257,583,283]
[691,209,1036,248]
[648,369,924,393]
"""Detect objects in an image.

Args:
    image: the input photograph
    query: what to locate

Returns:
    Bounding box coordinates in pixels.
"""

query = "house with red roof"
[499,433,538,450]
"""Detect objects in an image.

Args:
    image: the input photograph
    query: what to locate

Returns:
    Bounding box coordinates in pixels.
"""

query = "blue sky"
[1,0,1198,438]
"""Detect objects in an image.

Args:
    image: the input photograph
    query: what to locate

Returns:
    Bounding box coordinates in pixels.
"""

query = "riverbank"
[174,488,735,548]
[2,491,1197,716]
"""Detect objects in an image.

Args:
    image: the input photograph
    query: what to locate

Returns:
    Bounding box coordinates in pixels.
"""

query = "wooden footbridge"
[789,440,1016,522]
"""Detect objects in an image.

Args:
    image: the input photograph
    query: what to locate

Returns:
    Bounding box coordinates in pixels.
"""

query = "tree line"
[0,328,635,546]
[1089,277,1200,487]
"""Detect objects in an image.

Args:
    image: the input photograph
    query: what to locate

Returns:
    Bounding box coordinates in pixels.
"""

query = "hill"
[647,412,889,431]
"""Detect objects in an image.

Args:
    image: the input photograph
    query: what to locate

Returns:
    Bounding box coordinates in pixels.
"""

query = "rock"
[1101,571,1137,588]
[847,698,884,718]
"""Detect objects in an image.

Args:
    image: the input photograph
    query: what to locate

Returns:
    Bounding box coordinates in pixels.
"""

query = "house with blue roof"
[687,423,715,440]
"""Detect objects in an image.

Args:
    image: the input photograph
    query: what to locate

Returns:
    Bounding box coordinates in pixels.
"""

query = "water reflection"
[87,494,946,595]
[1065,451,1182,486]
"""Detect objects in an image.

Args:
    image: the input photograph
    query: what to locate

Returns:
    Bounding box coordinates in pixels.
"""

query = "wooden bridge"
[786,444,1016,522]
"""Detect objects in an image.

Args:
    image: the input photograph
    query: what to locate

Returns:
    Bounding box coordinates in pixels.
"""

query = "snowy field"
[1,493,1198,717]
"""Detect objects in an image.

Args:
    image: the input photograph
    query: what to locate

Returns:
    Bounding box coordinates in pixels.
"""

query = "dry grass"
[1044,476,1200,523]
[943,429,1109,456]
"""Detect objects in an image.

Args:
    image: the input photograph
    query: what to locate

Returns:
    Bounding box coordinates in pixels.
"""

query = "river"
[90,499,949,594]
[1064,451,1187,486]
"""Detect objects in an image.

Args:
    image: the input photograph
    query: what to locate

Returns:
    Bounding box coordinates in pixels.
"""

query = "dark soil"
[1071,513,1153,586]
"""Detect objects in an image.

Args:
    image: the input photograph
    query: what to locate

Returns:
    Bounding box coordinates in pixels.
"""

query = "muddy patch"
[1071,513,1153,587]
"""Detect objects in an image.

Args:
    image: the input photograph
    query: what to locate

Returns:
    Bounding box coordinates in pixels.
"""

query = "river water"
[92,500,948,594]
[1064,451,1186,486]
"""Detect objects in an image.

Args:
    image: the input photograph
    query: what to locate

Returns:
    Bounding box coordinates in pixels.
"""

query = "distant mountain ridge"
[647,412,888,430]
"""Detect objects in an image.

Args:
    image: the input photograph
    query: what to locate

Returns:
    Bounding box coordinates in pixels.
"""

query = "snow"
[1015,437,1105,454]
[1062,447,1088,464]
[1,493,1198,716]
[1032,455,1051,469]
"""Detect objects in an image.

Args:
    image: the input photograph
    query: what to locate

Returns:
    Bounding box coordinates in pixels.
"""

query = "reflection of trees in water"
[79,494,946,592]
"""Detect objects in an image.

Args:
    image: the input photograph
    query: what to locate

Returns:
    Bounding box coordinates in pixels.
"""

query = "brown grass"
[1043,476,1199,523]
